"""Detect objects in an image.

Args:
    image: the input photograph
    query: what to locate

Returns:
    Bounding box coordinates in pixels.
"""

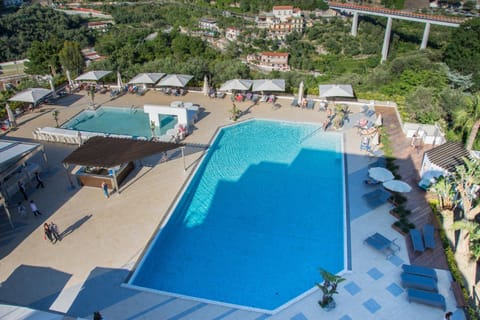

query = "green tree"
[58,41,85,77]
[452,220,480,261]
[24,40,61,75]
[452,94,480,150]
[444,19,480,91]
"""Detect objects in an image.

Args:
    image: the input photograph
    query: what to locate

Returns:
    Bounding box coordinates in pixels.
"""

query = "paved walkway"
[0,91,463,319]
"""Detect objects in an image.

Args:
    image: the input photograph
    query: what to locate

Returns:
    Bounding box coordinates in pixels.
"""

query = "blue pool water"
[130,120,345,311]
[62,106,177,137]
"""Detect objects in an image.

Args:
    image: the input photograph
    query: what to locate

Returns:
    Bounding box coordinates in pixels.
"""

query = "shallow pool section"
[62,106,177,137]
[129,120,346,312]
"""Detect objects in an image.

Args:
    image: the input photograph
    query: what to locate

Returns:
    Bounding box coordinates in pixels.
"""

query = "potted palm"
[317,269,345,311]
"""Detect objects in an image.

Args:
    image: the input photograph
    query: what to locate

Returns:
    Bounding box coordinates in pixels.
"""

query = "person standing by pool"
[35,172,45,189]
[44,223,54,243]
[50,221,61,242]
[17,202,27,218]
[29,200,42,216]
[18,181,28,200]
[101,182,109,198]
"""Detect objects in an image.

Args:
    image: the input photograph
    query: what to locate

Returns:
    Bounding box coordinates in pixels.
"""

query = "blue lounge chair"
[401,273,438,292]
[402,264,437,281]
[410,229,425,253]
[423,224,436,249]
[406,288,446,310]
[364,232,400,258]
[362,189,392,208]
[306,100,315,110]
[291,98,298,107]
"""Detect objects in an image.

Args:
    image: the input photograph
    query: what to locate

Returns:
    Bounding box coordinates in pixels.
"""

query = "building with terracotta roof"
[247,52,290,72]
[256,6,305,39]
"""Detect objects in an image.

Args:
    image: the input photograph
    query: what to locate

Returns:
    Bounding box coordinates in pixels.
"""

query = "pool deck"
[0,90,462,319]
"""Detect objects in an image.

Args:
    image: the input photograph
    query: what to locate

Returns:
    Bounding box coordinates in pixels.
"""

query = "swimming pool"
[62,106,177,137]
[129,119,346,312]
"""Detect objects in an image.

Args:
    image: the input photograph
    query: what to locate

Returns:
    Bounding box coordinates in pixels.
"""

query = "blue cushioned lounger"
[410,229,425,252]
[402,264,437,281]
[406,288,446,310]
[423,223,436,249]
[364,232,400,258]
[401,272,438,292]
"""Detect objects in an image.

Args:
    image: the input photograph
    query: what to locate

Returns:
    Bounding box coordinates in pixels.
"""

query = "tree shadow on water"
[60,214,92,239]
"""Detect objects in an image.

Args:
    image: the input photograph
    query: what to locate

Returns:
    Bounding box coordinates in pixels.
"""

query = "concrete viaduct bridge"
[327,2,465,62]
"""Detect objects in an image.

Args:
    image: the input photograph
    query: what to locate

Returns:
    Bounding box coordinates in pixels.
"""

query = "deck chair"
[410,229,425,253]
[423,224,436,249]
[364,232,400,258]
[362,188,391,209]
[306,100,315,110]
[291,98,299,107]
[401,273,438,292]
[402,264,437,281]
[406,288,446,310]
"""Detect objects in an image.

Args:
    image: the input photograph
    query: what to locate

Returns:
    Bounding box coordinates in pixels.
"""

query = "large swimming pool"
[62,106,177,137]
[129,119,346,312]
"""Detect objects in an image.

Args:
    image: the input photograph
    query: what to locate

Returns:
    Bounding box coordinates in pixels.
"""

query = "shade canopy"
[63,136,184,168]
[156,74,193,87]
[219,79,253,91]
[9,88,52,104]
[368,167,394,182]
[129,73,165,85]
[383,180,412,193]
[252,79,285,92]
[75,70,112,81]
[319,84,354,98]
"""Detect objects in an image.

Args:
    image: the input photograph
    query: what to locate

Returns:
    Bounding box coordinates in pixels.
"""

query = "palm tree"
[431,176,455,210]
[454,157,480,221]
[455,93,480,151]
[453,220,480,261]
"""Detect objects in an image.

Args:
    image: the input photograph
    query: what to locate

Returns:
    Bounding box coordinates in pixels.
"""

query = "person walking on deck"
[29,200,42,216]
[50,221,61,242]
[44,223,53,243]
[35,172,45,189]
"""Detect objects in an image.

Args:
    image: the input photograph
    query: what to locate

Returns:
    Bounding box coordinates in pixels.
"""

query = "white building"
[225,27,240,41]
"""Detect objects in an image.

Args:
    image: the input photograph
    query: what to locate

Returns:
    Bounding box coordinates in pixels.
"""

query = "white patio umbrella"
[48,77,57,99]
[9,88,52,105]
[128,73,165,86]
[203,75,209,96]
[298,81,304,102]
[319,84,354,98]
[383,180,412,193]
[252,79,285,92]
[374,114,383,127]
[75,70,112,82]
[368,167,394,182]
[117,71,123,89]
[156,74,193,88]
[219,79,253,91]
[5,103,17,128]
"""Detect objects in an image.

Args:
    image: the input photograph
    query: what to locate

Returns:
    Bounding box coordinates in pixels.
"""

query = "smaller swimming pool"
[62,106,177,137]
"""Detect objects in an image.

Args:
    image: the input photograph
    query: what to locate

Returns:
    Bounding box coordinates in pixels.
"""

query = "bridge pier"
[381,17,393,63]
[351,12,359,37]
[420,22,430,49]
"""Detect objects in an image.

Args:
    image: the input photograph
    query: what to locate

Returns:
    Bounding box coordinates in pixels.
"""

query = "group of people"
[43,222,61,244]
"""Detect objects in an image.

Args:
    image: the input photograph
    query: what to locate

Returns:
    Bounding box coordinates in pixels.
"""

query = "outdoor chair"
[291,98,299,107]
[252,94,260,103]
[216,92,225,99]
[306,99,315,110]
[260,95,268,103]
[402,264,437,281]
[423,224,436,249]
[410,229,425,253]
[406,288,446,310]
[362,189,392,208]
[364,232,400,258]
[401,272,438,292]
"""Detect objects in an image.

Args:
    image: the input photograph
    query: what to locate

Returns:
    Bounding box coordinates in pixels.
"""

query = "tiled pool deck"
[0,91,464,319]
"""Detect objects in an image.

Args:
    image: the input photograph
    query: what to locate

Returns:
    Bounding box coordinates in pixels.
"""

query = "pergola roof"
[425,141,471,172]
[63,137,184,168]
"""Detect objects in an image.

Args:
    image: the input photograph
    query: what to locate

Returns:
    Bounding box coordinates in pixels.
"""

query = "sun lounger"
[410,229,425,253]
[423,224,436,249]
[291,98,299,107]
[306,100,315,110]
[402,264,437,281]
[406,288,446,310]
[401,273,438,292]
[362,189,392,208]
[260,95,268,103]
[364,232,400,258]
